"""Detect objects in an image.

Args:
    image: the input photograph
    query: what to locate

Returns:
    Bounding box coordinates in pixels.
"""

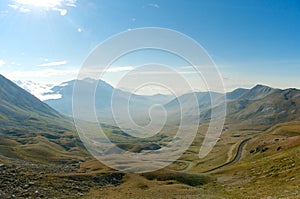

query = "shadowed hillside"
[0,74,89,163]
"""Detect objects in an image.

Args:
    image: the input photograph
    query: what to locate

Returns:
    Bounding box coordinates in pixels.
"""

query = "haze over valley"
[0,73,299,198]
[0,0,299,198]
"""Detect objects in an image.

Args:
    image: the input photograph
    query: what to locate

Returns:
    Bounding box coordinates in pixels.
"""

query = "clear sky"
[0,0,299,93]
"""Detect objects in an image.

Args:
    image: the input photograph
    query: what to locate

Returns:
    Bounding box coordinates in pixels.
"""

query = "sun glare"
[15,0,63,8]
[11,0,75,15]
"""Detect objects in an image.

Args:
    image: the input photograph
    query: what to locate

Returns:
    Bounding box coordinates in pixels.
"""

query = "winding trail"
[202,138,251,173]
[172,138,251,173]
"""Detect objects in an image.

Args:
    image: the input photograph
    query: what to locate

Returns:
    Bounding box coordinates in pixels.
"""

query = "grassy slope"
[0,128,90,164]
[211,121,300,198]
[0,74,91,163]
[135,120,299,198]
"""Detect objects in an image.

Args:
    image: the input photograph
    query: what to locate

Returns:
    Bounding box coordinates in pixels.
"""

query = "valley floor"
[1,120,300,198]
[1,145,299,199]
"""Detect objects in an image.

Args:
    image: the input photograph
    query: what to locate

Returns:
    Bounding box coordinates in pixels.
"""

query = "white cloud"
[14,0,60,8]
[3,68,79,87]
[148,3,160,8]
[3,66,133,86]
[181,66,193,69]
[77,27,82,32]
[78,66,134,76]
[14,80,62,101]
[9,0,76,15]
[181,65,213,69]
[7,68,78,78]
[65,0,77,7]
[8,4,18,9]
[37,61,67,67]
[115,68,199,75]
[8,4,31,12]
[106,66,134,73]
[0,59,5,67]
[74,66,135,80]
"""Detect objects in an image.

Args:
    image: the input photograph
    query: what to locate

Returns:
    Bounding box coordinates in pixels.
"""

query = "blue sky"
[0,0,299,93]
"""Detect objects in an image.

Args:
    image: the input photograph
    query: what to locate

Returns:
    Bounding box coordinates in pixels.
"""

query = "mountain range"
[3,74,300,162]
[43,78,174,123]
[15,78,299,129]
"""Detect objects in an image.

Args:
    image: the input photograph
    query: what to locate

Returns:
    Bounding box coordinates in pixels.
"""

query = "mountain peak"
[239,84,275,100]
[252,84,272,90]
[82,77,97,84]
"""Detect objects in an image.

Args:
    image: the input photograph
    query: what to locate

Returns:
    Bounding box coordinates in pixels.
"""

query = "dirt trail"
[203,138,251,173]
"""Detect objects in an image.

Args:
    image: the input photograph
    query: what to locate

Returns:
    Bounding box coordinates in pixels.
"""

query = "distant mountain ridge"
[44,78,175,123]
[13,77,300,128]
[164,84,300,128]
[227,87,300,126]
